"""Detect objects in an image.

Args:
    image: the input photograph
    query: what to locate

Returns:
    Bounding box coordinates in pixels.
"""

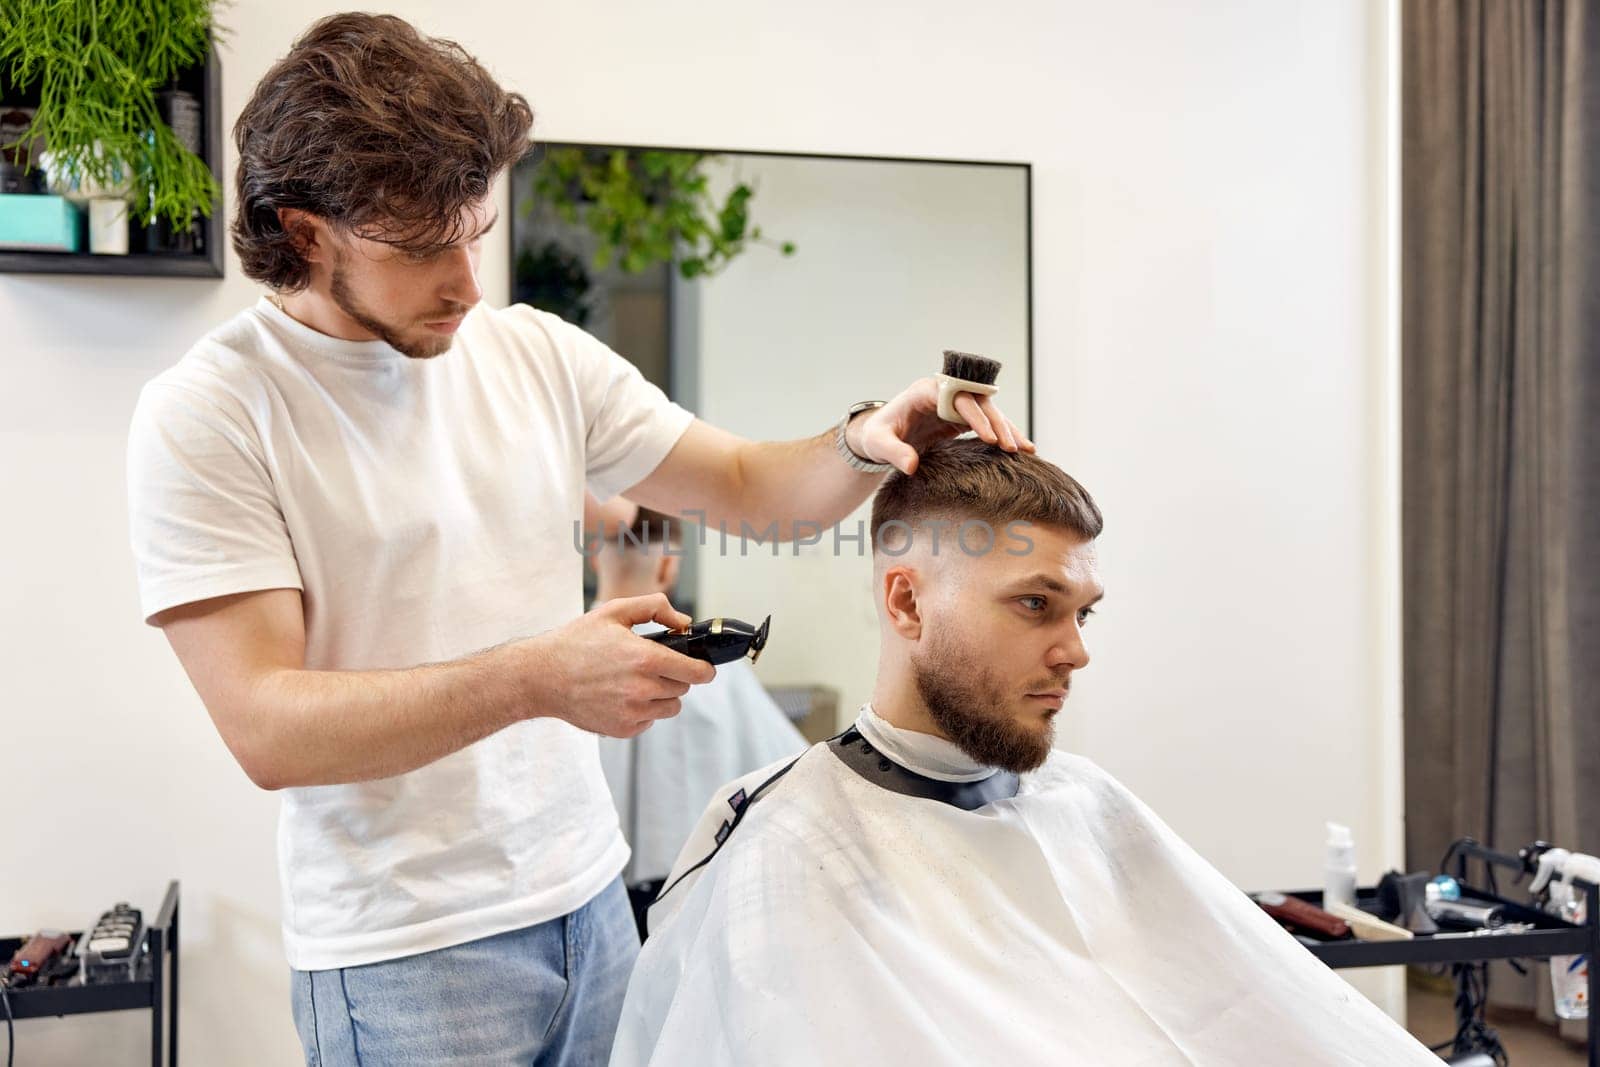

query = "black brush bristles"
[942,350,1002,386]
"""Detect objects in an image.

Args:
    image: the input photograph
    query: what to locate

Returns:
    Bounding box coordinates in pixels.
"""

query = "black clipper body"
[645,615,771,666]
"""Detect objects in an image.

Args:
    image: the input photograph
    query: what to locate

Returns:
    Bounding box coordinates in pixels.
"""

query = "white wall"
[0,1,1400,1063]
[691,154,1029,722]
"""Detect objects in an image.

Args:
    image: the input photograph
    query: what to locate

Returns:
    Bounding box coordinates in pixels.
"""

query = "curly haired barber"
[125,12,1030,1066]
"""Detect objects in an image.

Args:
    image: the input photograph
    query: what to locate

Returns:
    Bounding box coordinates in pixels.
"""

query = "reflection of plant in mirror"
[0,0,221,229]
[531,147,795,279]
[514,241,594,328]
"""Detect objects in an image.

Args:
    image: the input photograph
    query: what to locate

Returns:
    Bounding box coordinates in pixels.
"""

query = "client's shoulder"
[644,743,831,933]
[1023,749,1139,801]
[657,746,822,874]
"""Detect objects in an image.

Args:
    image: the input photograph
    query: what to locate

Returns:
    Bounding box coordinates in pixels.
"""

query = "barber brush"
[644,615,771,666]
[1251,892,1351,940]
[936,350,1002,424]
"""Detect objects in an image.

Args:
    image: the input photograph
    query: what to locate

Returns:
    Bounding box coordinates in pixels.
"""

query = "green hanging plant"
[530,146,795,280]
[0,0,222,230]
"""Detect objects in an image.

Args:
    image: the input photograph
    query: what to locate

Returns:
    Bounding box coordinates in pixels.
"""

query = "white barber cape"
[610,705,1439,1066]
[598,623,807,884]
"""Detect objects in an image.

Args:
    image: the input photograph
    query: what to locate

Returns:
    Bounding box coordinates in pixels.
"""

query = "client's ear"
[656,553,680,592]
[882,567,923,640]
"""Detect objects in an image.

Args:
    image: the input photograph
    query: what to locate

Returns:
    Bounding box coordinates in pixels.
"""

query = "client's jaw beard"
[329,260,463,360]
[910,628,1061,774]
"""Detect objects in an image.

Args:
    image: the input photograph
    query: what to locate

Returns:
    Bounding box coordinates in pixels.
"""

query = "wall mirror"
[512,143,1032,736]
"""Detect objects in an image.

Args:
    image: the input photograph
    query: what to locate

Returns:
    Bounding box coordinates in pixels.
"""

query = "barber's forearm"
[234,640,550,790]
[727,426,884,540]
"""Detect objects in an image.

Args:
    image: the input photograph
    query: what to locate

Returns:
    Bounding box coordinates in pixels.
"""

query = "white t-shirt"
[126,298,694,970]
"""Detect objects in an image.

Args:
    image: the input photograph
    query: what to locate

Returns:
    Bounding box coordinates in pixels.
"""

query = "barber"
[126,12,1031,1067]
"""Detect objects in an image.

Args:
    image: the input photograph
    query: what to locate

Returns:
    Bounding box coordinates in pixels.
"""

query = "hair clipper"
[644,615,770,665]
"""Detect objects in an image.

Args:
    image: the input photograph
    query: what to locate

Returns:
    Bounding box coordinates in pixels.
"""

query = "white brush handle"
[1325,901,1414,942]
[935,373,999,424]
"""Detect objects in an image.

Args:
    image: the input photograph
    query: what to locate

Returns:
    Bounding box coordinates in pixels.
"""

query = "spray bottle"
[1529,847,1599,1021]
[1324,822,1358,911]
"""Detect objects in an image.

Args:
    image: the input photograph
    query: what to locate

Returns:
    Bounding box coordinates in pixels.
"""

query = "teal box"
[0,193,83,251]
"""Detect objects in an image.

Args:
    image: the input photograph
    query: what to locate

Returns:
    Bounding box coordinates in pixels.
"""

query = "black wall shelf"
[0,46,224,279]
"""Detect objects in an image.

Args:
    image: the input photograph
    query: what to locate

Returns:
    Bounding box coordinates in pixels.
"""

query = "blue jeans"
[290,878,639,1066]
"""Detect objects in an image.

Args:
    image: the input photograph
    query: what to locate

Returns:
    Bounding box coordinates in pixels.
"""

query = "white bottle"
[1548,880,1590,1020]
[88,197,129,255]
[1324,821,1357,911]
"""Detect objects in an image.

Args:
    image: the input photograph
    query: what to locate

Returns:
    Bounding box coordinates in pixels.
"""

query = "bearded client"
[609,438,1439,1067]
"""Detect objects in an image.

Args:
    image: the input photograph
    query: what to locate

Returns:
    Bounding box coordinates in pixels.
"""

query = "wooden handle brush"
[936,350,1002,423]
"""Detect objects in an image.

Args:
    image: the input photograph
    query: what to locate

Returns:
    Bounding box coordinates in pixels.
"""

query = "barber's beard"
[329,258,460,360]
[911,626,1062,774]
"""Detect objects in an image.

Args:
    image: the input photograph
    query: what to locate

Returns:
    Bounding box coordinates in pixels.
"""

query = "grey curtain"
[1403,0,1600,1026]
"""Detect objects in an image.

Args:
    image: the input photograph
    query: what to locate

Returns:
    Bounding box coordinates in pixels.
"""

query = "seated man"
[587,499,807,935]
[610,438,1437,1066]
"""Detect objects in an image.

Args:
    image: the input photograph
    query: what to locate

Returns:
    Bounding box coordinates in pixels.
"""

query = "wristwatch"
[834,400,894,474]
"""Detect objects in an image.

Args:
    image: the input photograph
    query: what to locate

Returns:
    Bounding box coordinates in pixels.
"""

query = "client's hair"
[610,507,682,551]
[870,437,1103,550]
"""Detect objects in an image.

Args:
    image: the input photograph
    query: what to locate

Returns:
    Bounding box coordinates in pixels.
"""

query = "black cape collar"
[828,726,1020,811]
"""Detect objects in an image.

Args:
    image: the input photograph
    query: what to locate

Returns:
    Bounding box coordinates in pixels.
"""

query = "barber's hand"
[847,377,1036,476]
[540,593,716,738]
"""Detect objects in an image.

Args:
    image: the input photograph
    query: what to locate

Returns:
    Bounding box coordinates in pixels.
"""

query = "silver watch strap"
[834,401,893,473]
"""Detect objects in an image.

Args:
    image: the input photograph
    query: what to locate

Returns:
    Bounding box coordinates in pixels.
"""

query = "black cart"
[2,880,180,1067]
